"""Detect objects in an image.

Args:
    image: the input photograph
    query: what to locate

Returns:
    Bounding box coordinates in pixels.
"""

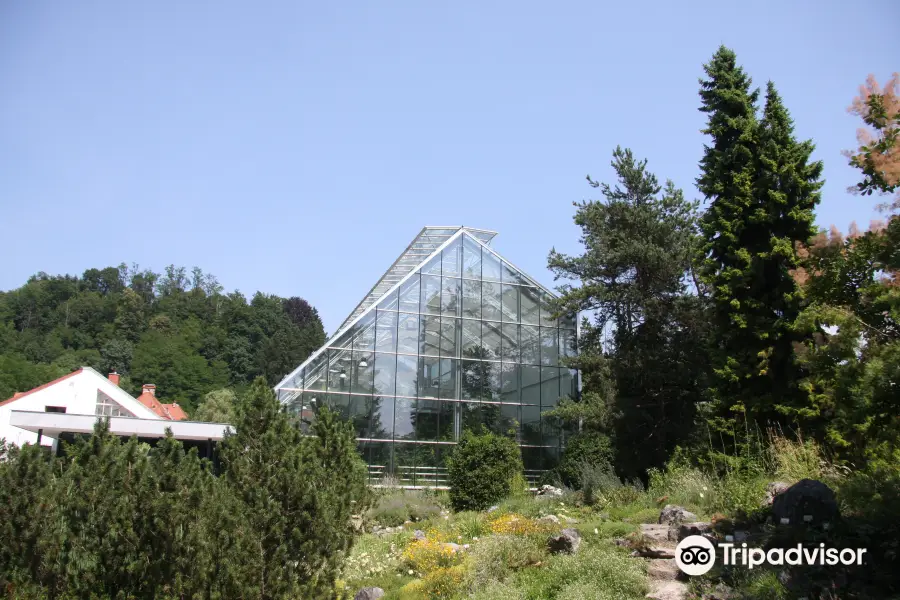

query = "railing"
[367,464,546,489]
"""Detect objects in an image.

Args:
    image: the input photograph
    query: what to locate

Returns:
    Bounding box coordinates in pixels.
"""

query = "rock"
[647,559,680,581]
[641,523,672,543]
[537,484,564,497]
[658,505,698,526]
[632,547,676,559]
[772,479,839,526]
[350,514,364,533]
[354,587,385,600]
[701,582,735,600]
[763,481,790,507]
[548,528,582,554]
[487,505,499,513]
[646,580,688,600]
[733,530,749,543]
[413,529,426,541]
[614,537,630,547]
[538,514,560,525]
[672,521,713,542]
[562,515,580,524]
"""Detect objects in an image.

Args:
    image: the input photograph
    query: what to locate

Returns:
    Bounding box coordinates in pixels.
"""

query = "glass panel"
[486,361,502,401]
[326,349,353,392]
[375,310,397,352]
[377,288,399,311]
[330,324,355,349]
[521,406,542,445]
[374,353,396,396]
[352,351,375,394]
[560,369,577,401]
[520,286,540,325]
[482,249,502,282]
[353,313,376,351]
[501,261,521,285]
[462,279,482,319]
[397,313,419,354]
[399,275,420,313]
[521,364,540,405]
[540,292,558,326]
[421,275,442,315]
[421,252,442,276]
[461,319,481,356]
[305,355,327,392]
[324,393,350,420]
[461,359,487,400]
[482,281,501,321]
[439,358,457,399]
[372,396,394,440]
[481,402,503,434]
[501,404,520,439]
[561,311,577,330]
[540,327,559,366]
[392,443,416,482]
[542,411,561,447]
[441,277,460,315]
[541,366,560,409]
[396,354,418,397]
[482,321,502,359]
[501,323,519,362]
[416,399,454,442]
[560,328,577,359]
[501,285,519,322]
[419,315,441,356]
[520,325,540,364]
[358,440,391,475]
[440,317,459,357]
[461,401,483,435]
[394,397,416,440]
[349,395,382,438]
[500,363,519,404]
[542,446,561,471]
[462,234,482,278]
[418,356,441,398]
[442,237,461,276]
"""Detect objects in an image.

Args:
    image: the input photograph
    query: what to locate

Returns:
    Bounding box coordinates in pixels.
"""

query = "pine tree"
[697,47,822,432]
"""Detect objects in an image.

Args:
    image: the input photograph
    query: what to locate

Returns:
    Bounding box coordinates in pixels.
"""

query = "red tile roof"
[135,391,188,421]
[0,369,83,408]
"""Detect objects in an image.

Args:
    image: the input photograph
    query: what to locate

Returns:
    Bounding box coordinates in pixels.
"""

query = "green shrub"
[368,491,442,527]
[554,432,613,488]
[465,534,546,589]
[447,430,523,512]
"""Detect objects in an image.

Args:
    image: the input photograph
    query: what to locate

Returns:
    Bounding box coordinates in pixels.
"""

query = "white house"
[0,367,162,449]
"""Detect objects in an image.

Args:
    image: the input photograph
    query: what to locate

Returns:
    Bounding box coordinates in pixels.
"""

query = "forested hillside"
[0,264,325,414]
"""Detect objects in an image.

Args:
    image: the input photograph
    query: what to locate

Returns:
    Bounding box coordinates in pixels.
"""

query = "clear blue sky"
[2,1,897,335]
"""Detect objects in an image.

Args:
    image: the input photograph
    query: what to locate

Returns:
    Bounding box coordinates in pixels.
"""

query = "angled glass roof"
[335,226,497,333]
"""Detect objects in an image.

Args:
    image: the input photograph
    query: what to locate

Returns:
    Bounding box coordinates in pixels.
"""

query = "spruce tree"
[697,47,822,432]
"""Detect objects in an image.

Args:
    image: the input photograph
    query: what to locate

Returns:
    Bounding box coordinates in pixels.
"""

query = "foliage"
[0,264,324,413]
[488,513,556,536]
[193,387,238,423]
[446,429,523,512]
[548,146,710,480]
[367,491,443,527]
[553,431,613,489]
[401,538,463,576]
[0,378,368,600]
[846,72,900,201]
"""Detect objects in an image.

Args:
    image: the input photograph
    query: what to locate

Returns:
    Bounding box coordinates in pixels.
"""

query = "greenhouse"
[274,226,578,486]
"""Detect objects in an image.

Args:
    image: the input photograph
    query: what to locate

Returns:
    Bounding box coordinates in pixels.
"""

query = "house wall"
[0,371,159,450]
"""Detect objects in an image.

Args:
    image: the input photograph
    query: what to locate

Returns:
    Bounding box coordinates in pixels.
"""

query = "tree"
[219,378,369,599]
[846,73,900,202]
[548,147,708,478]
[696,47,822,433]
[194,388,238,423]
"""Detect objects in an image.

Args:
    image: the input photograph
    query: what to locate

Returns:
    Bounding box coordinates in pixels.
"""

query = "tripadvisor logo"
[675,535,868,576]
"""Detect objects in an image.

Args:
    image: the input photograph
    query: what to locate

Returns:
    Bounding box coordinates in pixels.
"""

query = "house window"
[95,391,134,418]
[45,406,66,413]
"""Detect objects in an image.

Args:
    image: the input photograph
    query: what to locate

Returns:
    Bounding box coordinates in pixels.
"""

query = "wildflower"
[594,528,599,535]
[408,569,414,575]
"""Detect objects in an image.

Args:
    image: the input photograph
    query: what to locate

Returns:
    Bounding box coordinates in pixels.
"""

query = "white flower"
[700,493,704,498]
[408,569,414,575]
[594,528,599,535]
[473,536,479,541]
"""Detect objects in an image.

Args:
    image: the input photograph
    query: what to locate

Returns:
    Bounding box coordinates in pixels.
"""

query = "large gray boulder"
[354,587,385,600]
[658,504,698,526]
[548,528,582,554]
[771,479,839,525]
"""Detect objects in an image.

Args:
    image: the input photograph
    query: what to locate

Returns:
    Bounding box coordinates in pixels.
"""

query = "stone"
[771,479,839,526]
[701,582,735,600]
[413,529,426,541]
[487,505,500,513]
[632,547,675,559]
[646,580,688,600]
[354,587,385,600]
[537,514,560,525]
[733,530,749,543]
[647,559,680,581]
[562,515,580,524]
[537,484,564,497]
[658,505,698,526]
[763,481,790,507]
[641,523,672,543]
[548,528,582,554]
[673,522,713,542]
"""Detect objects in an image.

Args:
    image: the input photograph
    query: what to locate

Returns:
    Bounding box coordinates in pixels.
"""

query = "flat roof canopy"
[10,411,232,442]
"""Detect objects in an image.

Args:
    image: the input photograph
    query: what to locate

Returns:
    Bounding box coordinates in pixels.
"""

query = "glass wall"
[277,232,578,485]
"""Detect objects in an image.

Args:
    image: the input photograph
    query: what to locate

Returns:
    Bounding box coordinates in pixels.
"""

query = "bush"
[446,430,523,511]
[554,431,613,488]
[465,534,546,589]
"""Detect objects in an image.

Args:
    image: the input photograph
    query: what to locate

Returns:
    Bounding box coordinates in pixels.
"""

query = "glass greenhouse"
[275,226,578,486]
